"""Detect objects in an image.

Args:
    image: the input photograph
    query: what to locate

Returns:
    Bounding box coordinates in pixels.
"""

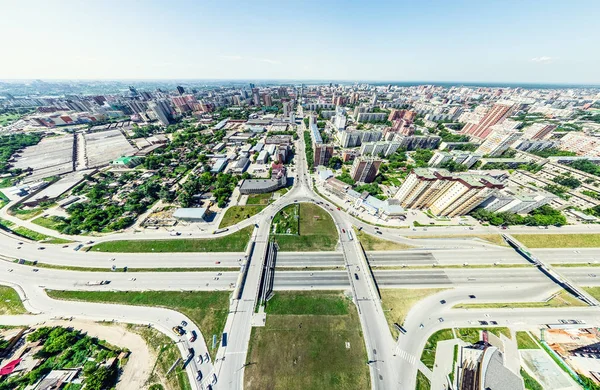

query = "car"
[7,269,13,272]
[196,355,203,364]
[205,352,210,362]
[188,347,194,356]
[86,241,94,244]
[212,374,218,385]
[342,229,346,233]
[484,313,490,317]
[62,245,69,248]
[419,324,424,329]
[354,273,359,280]
[37,247,45,250]
[196,370,203,381]
[181,320,188,327]
[172,326,185,336]
[479,321,488,325]
[469,295,476,299]
[32,268,39,272]
[469,227,474,230]
[438,318,444,322]
[376,231,382,235]
[440,300,446,304]
[337,207,340,210]
[490,321,498,325]
[18,242,23,245]
[189,330,197,342]
[374,227,379,230]
[215,261,221,264]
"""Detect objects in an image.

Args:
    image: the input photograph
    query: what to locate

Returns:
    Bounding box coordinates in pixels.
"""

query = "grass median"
[13,259,237,273]
[355,229,414,251]
[453,289,586,309]
[516,331,540,350]
[272,203,338,251]
[46,290,230,360]
[0,286,27,315]
[380,288,448,338]
[245,291,369,390]
[409,234,508,246]
[91,225,253,253]
[513,233,600,248]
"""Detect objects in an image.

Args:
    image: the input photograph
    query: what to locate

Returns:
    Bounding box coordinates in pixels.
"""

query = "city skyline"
[1,0,600,83]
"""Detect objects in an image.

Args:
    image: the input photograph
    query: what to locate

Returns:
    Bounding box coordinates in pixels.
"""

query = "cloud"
[258,58,281,65]
[220,55,243,61]
[530,56,554,63]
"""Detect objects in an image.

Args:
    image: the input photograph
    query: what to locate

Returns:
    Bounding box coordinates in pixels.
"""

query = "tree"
[327,156,343,169]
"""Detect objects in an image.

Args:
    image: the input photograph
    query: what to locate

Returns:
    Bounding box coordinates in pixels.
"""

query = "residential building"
[559,132,600,157]
[479,185,557,214]
[357,112,387,123]
[462,101,515,139]
[351,157,382,183]
[314,144,334,166]
[394,168,504,217]
[149,101,171,126]
[522,123,556,140]
[252,88,260,106]
[262,93,273,106]
[475,130,521,157]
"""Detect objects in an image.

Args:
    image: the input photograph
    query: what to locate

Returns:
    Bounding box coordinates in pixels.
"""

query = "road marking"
[395,348,416,365]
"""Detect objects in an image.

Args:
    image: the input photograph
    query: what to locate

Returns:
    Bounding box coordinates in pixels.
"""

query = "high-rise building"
[394,168,504,217]
[371,92,378,106]
[282,100,293,118]
[252,88,261,106]
[262,93,273,106]
[522,123,556,140]
[462,101,515,139]
[351,157,382,183]
[278,86,288,97]
[475,130,521,157]
[314,144,334,167]
[176,86,185,95]
[333,106,347,130]
[149,101,172,126]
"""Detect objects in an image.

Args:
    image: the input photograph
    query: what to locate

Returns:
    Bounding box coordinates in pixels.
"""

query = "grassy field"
[421,329,454,370]
[513,233,600,248]
[244,291,369,390]
[273,203,338,251]
[410,234,508,246]
[0,112,23,127]
[516,331,540,349]
[46,290,230,359]
[32,216,68,231]
[583,287,600,302]
[453,290,586,309]
[266,291,349,315]
[246,192,273,205]
[219,205,265,228]
[380,288,448,337]
[455,327,511,344]
[91,225,252,252]
[356,229,414,251]
[0,286,27,315]
[521,368,543,390]
[11,207,45,220]
[127,325,191,390]
[416,370,431,390]
[272,203,299,235]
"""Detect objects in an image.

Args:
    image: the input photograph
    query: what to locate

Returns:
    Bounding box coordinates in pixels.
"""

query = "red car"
[342,229,346,233]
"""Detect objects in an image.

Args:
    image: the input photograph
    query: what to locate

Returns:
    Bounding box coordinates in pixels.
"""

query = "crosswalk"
[395,347,417,365]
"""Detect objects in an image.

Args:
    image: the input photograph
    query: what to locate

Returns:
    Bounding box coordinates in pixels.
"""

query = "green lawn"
[272,203,338,251]
[219,205,265,228]
[453,289,586,309]
[91,225,253,252]
[0,112,24,127]
[583,287,600,302]
[266,291,349,315]
[410,234,508,246]
[32,216,68,231]
[516,331,540,349]
[380,288,448,338]
[455,327,511,344]
[245,291,369,390]
[421,329,454,370]
[11,225,71,244]
[513,233,600,248]
[127,325,191,390]
[416,370,431,390]
[521,368,543,390]
[0,286,27,315]
[356,229,414,251]
[46,290,230,360]
[14,259,236,273]
[246,192,273,205]
[10,207,45,220]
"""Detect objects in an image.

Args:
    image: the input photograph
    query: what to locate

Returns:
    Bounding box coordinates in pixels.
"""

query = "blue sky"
[1,0,599,83]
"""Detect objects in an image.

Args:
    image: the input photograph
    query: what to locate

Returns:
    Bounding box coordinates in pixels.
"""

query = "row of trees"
[304,131,314,169]
[471,205,566,226]
[0,132,42,174]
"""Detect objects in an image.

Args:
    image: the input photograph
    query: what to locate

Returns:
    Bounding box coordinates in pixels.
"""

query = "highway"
[367,246,528,266]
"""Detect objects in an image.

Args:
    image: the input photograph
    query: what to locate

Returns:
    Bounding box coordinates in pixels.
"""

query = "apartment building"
[522,123,556,140]
[559,132,600,157]
[351,157,382,183]
[475,130,521,157]
[461,101,515,139]
[479,185,557,214]
[394,168,504,217]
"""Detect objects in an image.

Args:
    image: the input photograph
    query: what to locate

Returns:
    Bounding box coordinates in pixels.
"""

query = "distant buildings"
[479,185,557,214]
[560,132,600,157]
[394,168,504,217]
[522,123,556,140]
[428,151,481,168]
[351,157,382,183]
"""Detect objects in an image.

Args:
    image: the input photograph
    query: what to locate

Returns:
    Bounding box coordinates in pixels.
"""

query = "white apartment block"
[479,186,557,214]
[475,130,521,157]
[394,168,504,217]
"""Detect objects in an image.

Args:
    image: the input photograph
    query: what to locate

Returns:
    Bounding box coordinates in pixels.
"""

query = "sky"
[1,0,599,84]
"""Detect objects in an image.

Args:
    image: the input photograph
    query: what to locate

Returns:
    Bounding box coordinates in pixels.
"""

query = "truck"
[87,280,109,286]
[221,332,228,347]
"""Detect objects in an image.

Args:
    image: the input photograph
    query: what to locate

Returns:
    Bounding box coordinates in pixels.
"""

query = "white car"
[196,355,203,364]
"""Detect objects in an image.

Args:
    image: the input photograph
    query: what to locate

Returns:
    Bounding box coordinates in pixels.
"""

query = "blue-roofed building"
[211,158,228,173]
